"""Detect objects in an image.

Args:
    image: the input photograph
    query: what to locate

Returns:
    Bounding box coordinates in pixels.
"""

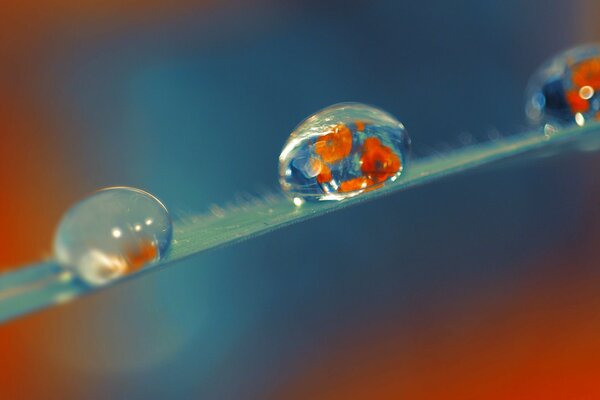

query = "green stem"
[1,122,598,323]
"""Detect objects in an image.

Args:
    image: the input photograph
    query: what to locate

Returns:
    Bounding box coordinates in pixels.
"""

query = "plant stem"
[1,122,598,323]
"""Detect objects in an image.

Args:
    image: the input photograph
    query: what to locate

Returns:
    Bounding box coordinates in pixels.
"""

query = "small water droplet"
[279,103,410,201]
[54,292,76,305]
[53,187,172,286]
[526,43,600,128]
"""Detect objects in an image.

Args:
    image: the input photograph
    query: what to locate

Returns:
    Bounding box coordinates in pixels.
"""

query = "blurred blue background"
[3,1,600,399]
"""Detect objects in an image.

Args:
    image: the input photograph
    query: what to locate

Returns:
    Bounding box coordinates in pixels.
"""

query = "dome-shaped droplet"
[54,187,172,286]
[279,103,410,201]
[526,44,600,128]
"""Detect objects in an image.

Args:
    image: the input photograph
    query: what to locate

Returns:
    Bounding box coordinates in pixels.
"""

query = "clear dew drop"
[279,103,410,202]
[53,187,173,286]
[526,43,600,128]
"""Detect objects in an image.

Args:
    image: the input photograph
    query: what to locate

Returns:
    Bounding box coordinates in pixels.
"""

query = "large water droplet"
[54,187,172,286]
[279,103,410,201]
[526,44,600,128]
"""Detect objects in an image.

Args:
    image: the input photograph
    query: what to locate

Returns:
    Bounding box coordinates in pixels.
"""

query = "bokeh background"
[2,1,600,398]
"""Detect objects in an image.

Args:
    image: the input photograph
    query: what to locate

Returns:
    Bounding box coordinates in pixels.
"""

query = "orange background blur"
[3,1,600,399]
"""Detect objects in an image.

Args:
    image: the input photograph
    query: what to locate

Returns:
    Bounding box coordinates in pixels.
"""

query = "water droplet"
[279,103,410,201]
[526,43,600,128]
[54,187,172,286]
